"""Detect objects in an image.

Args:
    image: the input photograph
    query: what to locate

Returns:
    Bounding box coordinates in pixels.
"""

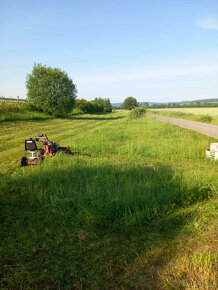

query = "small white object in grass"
[206,143,218,160]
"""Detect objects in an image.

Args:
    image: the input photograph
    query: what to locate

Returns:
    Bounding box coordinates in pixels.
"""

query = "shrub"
[198,114,213,123]
[75,99,92,113]
[74,98,112,114]
[129,107,147,119]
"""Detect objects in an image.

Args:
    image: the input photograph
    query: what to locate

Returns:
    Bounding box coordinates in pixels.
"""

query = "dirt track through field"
[150,114,218,139]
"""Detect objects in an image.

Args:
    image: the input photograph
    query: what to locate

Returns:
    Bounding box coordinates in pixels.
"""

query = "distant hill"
[112,98,218,107]
[112,102,123,107]
[179,98,218,104]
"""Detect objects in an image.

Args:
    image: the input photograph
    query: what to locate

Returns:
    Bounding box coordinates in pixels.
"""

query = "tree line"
[149,101,218,108]
[25,63,142,115]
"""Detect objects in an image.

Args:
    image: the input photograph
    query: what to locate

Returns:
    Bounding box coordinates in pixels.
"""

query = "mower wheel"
[21,156,28,167]
[38,149,45,157]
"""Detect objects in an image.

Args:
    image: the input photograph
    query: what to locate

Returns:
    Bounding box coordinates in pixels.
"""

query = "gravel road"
[150,114,218,139]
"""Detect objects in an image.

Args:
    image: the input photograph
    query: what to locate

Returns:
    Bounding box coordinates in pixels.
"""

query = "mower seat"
[25,139,38,151]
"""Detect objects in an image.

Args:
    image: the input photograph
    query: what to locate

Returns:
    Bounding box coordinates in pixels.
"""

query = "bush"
[198,114,213,123]
[75,99,92,113]
[26,63,77,116]
[129,107,147,119]
[74,98,112,114]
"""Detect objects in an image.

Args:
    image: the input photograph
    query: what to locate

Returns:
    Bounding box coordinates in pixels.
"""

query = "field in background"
[0,112,217,289]
[150,107,218,116]
[150,107,218,125]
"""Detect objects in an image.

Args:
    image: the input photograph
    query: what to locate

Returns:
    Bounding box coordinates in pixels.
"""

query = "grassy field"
[0,111,217,289]
[150,107,218,125]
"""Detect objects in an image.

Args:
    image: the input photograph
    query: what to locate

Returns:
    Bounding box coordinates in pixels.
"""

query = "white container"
[206,143,218,160]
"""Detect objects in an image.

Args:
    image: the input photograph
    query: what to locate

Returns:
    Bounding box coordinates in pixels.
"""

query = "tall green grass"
[11,156,215,230]
[151,110,218,125]
[0,102,52,122]
[2,115,217,229]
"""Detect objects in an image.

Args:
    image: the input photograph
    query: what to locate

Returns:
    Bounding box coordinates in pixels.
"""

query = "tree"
[93,97,112,112]
[103,98,112,112]
[142,102,149,108]
[123,97,138,110]
[26,63,77,116]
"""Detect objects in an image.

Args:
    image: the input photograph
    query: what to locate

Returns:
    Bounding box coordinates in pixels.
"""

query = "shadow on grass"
[0,115,53,123]
[0,112,124,123]
[66,115,124,121]
[0,163,212,288]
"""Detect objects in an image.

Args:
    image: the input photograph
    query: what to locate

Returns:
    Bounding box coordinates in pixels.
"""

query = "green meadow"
[0,111,217,289]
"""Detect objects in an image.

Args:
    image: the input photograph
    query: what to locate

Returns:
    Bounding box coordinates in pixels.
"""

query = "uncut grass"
[150,109,218,125]
[151,107,218,116]
[0,102,52,122]
[1,113,218,288]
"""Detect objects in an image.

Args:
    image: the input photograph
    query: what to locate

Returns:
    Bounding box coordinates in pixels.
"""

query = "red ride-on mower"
[21,134,71,167]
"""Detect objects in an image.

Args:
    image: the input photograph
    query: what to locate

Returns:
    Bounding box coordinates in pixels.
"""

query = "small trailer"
[206,143,218,160]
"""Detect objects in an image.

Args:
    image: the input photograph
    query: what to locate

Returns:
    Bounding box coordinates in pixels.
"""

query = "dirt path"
[150,114,218,139]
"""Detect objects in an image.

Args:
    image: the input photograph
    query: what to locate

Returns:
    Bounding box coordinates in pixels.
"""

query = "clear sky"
[1,0,218,103]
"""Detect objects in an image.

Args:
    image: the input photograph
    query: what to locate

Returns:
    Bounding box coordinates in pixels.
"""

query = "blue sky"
[0,0,218,102]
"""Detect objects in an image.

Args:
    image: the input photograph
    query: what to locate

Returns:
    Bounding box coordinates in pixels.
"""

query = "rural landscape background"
[1,0,218,289]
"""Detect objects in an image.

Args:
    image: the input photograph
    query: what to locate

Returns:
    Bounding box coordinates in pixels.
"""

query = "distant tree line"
[149,101,218,108]
[114,97,148,110]
[114,98,218,110]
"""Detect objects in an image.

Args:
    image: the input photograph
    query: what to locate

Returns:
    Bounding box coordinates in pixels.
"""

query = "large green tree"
[26,63,77,116]
[123,96,138,110]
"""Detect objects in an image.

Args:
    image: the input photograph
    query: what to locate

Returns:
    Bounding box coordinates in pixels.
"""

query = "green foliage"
[74,98,112,113]
[123,96,138,110]
[129,107,147,119]
[142,102,149,108]
[26,63,77,116]
[89,100,104,112]
[93,97,112,112]
[75,99,92,113]
[103,98,112,112]
[0,101,51,122]
[198,114,213,123]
